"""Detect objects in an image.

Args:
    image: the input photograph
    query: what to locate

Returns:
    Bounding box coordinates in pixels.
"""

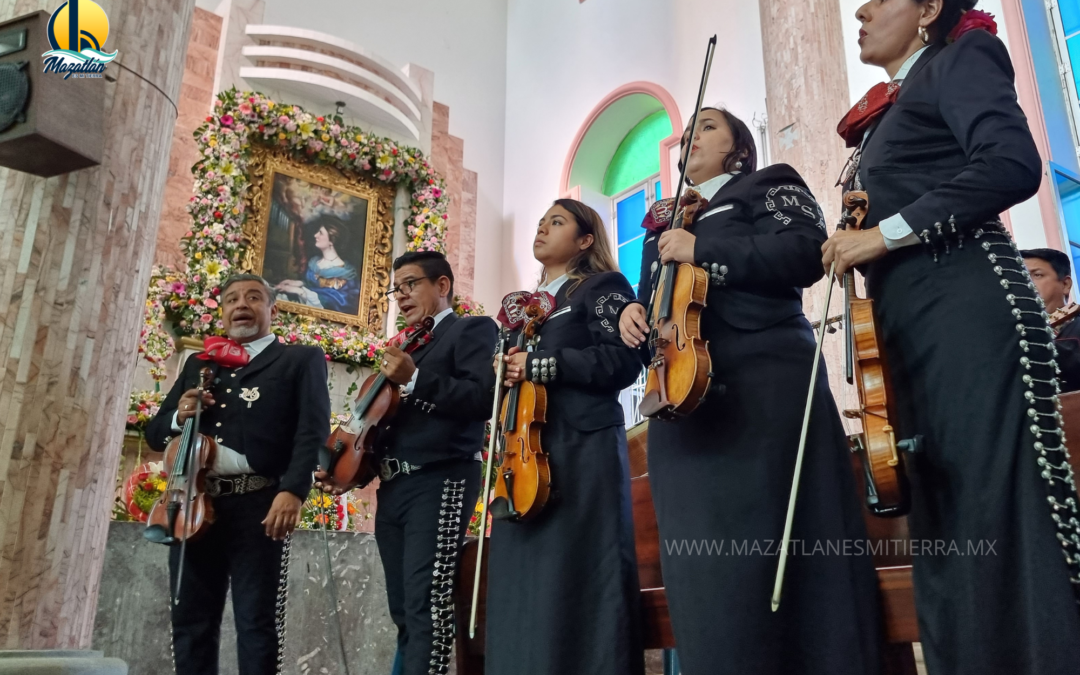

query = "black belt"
[206,474,277,497]
[378,456,476,483]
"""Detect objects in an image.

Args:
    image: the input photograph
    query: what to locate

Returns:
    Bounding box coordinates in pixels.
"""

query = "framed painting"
[242,145,395,331]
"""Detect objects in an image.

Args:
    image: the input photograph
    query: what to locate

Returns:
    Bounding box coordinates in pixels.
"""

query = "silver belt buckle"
[380,458,400,482]
[379,458,421,482]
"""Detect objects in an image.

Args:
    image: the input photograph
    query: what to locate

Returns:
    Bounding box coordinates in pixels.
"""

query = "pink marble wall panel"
[156,7,223,270]
[759,0,860,427]
[0,0,197,649]
[459,170,477,298]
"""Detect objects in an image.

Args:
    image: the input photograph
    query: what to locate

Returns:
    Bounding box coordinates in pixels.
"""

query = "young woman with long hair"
[484,199,644,675]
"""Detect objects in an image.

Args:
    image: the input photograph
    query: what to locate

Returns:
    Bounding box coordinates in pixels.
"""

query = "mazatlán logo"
[42,0,118,79]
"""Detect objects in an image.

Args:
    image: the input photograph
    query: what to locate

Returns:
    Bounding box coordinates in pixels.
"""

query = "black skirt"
[647,314,882,675]
[484,416,644,675]
[866,230,1080,675]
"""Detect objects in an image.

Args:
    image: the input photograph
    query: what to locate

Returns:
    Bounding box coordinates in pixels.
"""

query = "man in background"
[1022,248,1080,393]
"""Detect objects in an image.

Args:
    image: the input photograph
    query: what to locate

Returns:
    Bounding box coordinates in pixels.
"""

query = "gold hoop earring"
[919,26,930,45]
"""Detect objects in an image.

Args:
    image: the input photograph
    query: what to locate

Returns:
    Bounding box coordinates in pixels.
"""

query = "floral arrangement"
[468,422,495,537]
[137,88,490,371]
[139,268,176,383]
[161,88,448,338]
[126,390,164,433]
[453,295,485,318]
[301,490,347,530]
[123,462,168,522]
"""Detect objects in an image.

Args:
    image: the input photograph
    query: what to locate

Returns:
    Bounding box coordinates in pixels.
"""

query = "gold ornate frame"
[242,144,395,332]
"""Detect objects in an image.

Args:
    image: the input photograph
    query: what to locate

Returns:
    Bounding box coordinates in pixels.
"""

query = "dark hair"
[1021,248,1072,281]
[221,273,275,303]
[677,107,757,182]
[915,0,979,43]
[393,250,455,298]
[547,199,619,297]
[307,214,347,248]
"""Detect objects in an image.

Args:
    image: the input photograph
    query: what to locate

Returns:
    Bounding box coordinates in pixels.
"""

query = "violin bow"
[469,329,510,639]
[645,35,717,325]
[174,368,211,604]
[770,262,838,612]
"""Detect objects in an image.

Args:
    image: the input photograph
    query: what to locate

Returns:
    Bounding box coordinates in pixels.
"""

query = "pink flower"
[205,299,218,309]
[201,313,213,323]
[220,115,234,127]
[278,115,289,125]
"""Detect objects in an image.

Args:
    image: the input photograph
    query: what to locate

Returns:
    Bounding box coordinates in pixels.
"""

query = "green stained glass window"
[602,110,672,197]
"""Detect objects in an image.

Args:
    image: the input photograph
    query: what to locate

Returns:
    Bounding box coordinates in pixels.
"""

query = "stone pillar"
[0,0,196,651]
[759,0,859,423]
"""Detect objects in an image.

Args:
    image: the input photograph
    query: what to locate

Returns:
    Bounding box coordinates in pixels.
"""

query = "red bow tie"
[837,81,901,148]
[197,336,251,368]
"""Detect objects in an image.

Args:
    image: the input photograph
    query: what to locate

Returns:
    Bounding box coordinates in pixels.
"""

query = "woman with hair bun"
[823,1,1080,672]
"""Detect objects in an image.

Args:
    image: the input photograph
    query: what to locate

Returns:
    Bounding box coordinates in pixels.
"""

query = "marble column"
[0,0,196,650]
[759,0,860,424]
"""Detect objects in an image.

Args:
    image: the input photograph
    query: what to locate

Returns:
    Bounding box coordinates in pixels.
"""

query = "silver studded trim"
[429,479,467,674]
[700,261,728,286]
[978,228,1080,598]
[275,533,292,674]
[530,355,557,384]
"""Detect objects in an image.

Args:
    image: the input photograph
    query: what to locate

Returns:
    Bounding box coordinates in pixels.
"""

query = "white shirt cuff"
[210,442,255,476]
[172,412,254,476]
[404,368,419,395]
[879,213,922,251]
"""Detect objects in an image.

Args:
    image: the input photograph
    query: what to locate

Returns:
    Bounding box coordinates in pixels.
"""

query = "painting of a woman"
[273,215,362,314]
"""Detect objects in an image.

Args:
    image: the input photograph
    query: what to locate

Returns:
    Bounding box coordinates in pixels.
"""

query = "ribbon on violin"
[387,321,435,353]
[837,10,998,148]
[498,290,557,328]
[642,189,711,232]
[197,336,251,368]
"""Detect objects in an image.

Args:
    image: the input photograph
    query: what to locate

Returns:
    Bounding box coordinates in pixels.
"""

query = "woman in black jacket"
[822,2,1080,672]
[485,199,644,675]
[620,108,881,675]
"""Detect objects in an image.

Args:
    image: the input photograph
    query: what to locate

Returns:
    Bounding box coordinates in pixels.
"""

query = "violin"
[639,36,717,420]
[1050,302,1080,334]
[490,304,551,521]
[320,316,435,492]
[841,191,921,518]
[145,366,219,546]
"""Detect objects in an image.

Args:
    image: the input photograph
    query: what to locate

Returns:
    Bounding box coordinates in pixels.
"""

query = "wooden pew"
[455,396,1080,673]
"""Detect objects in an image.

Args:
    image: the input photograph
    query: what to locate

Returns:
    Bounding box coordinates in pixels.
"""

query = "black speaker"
[0,11,103,177]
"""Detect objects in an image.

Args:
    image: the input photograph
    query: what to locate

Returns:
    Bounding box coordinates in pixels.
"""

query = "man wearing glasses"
[349,251,496,674]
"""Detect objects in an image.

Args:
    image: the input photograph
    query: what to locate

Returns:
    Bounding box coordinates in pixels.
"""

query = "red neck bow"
[838,11,998,148]
[197,336,251,368]
[837,81,901,148]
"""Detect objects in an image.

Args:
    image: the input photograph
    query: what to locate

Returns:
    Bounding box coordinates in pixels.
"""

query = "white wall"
[837,0,1045,246]
[261,0,509,311]
[502,0,768,294]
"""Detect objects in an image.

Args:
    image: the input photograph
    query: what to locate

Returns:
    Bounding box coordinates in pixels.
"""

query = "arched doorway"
[561,82,683,294]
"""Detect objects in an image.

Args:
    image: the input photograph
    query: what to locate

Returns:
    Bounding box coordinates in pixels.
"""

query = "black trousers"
[375,460,480,675]
[169,487,286,675]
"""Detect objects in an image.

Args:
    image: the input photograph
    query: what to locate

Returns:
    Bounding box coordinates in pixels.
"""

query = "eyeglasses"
[385,276,433,300]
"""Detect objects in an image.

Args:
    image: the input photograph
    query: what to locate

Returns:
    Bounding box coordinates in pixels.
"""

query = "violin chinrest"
[143,524,175,545]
